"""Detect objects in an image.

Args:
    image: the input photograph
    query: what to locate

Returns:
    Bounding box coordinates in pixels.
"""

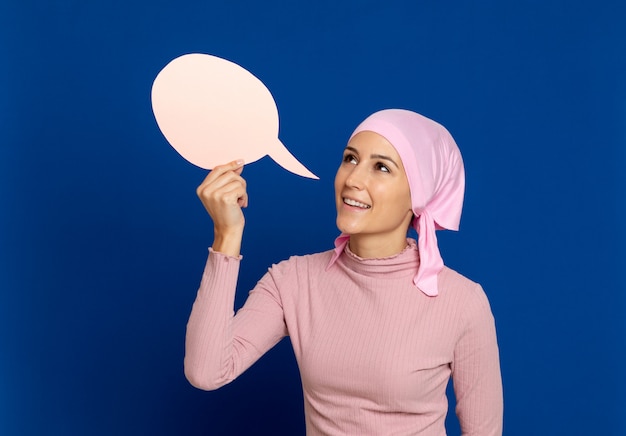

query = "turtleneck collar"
[336,238,420,279]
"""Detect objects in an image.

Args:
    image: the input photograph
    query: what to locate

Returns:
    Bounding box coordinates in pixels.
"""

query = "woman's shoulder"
[439,266,480,291]
[267,249,336,276]
[438,266,493,314]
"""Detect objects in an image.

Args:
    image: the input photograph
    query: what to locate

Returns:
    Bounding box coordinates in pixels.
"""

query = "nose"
[345,163,367,189]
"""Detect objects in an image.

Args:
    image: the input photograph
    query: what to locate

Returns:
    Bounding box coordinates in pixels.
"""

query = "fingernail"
[235,159,244,166]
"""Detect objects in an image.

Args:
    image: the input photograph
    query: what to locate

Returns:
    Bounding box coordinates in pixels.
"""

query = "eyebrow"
[344,146,400,169]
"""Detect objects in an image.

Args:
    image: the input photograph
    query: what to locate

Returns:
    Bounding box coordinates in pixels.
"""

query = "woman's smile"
[341,197,371,209]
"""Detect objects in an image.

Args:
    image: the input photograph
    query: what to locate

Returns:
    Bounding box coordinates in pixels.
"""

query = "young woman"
[185,109,503,435]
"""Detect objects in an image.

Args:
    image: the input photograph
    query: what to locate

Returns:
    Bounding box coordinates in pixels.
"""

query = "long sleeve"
[183,243,503,435]
[452,283,503,436]
[184,249,288,390]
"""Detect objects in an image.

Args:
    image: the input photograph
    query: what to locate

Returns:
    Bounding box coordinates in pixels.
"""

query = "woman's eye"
[376,162,390,173]
[343,154,357,164]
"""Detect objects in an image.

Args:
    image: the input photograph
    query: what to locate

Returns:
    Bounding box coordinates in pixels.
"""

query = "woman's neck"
[347,234,409,259]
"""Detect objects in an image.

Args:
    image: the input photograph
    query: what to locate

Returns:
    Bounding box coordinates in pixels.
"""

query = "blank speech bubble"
[151,53,319,179]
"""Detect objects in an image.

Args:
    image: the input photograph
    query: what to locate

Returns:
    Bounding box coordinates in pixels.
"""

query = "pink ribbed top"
[185,240,503,435]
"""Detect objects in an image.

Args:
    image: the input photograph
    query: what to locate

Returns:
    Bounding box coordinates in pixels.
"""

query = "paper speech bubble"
[151,53,318,179]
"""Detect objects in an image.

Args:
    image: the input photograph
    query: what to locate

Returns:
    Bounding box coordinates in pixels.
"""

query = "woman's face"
[334,131,413,249]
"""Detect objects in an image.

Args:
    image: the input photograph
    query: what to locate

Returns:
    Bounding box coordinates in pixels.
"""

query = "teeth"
[344,198,371,209]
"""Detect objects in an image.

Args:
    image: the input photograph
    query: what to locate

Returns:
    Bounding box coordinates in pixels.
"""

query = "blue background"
[1,1,624,435]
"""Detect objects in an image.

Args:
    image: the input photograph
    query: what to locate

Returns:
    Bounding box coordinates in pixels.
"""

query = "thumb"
[232,159,245,175]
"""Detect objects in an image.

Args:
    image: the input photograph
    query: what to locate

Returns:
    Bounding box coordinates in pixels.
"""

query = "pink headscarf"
[328,109,465,297]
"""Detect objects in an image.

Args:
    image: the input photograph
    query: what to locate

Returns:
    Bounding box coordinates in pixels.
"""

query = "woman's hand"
[196,160,248,257]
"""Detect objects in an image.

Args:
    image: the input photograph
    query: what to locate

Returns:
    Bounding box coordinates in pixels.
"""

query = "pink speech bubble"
[151,53,318,179]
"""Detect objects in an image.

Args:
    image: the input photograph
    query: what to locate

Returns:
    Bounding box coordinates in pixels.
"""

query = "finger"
[200,170,246,193]
[202,171,246,196]
[232,164,244,176]
[197,159,244,188]
[238,191,248,208]
[209,159,245,180]
[215,179,247,204]
[208,183,247,230]
[221,178,247,208]
[197,165,246,199]
[213,179,247,205]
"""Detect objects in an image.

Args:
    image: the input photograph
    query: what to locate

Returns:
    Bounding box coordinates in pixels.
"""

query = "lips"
[343,197,371,209]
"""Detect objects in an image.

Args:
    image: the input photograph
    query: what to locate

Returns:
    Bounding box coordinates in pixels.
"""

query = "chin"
[335,220,361,236]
